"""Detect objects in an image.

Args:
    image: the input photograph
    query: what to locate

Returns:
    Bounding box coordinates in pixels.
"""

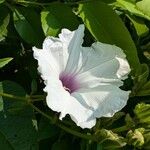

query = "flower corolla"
[33,25,131,128]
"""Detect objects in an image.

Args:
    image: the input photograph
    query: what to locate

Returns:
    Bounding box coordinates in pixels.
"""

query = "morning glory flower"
[33,25,130,129]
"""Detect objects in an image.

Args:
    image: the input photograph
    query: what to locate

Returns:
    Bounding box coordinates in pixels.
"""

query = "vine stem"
[14,0,58,6]
[0,92,28,101]
[111,125,128,133]
[0,92,96,141]
[13,0,93,6]
[30,95,45,98]
[5,1,22,19]
[29,103,95,141]
[30,95,45,102]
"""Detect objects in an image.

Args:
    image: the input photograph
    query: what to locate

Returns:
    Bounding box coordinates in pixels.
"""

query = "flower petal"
[59,28,74,48]
[72,84,130,120]
[60,25,85,73]
[41,25,85,74]
[77,42,131,88]
[44,79,96,129]
[42,37,67,72]
[33,47,59,80]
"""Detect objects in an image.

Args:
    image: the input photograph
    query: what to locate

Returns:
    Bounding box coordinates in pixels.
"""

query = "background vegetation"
[0,0,150,149]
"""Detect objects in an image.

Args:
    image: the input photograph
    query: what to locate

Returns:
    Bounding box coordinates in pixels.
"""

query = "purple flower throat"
[59,72,80,93]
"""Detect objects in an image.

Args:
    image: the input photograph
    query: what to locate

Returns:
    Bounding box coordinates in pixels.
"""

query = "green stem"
[14,0,53,6]
[0,92,28,101]
[30,95,45,98]
[111,125,128,133]
[30,103,95,141]
[30,95,45,101]
[30,99,44,102]
[0,92,96,141]
[57,124,94,141]
[0,92,44,102]
[5,2,14,11]
[5,1,22,19]
[14,0,93,6]
[29,103,53,121]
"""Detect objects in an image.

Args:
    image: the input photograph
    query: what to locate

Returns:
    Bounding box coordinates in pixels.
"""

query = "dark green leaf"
[41,2,79,36]
[77,1,140,75]
[0,131,14,150]
[0,81,38,150]
[97,143,104,150]
[0,97,3,112]
[0,57,13,68]
[0,5,10,41]
[51,139,71,150]
[38,117,59,141]
[13,7,44,46]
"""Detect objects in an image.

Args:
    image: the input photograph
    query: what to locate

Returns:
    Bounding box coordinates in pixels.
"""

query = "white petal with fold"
[76,42,131,88]
[78,42,130,79]
[33,47,59,80]
[72,84,130,119]
[44,79,95,128]
[63,25,85,73]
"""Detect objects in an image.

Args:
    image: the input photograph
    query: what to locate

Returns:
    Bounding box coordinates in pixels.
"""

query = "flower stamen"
[64,86,71,93]
[59,72,80,94]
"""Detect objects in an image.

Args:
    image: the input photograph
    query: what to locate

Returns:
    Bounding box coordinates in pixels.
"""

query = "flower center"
[59,72,80,93]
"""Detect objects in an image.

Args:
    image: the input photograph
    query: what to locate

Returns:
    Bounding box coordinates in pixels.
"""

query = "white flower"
[33,25,131,129]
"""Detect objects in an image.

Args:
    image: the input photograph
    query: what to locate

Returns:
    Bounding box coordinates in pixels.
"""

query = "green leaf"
[95,129,126,149]
[126,128,145,148]
[0,97,3,112]
[134,103,150,126]
[0,81,26,114]
[132,64,150,96]
[41,2,79,37]
[0,131,14,150]
[135,64,149,83]
[38,117,59,141]
[98,112,125,128]
[13,6,44,46]
[77,1,140,75]
[0,81,38,150]
[0,5,10,41]
[51,139,71,150]
[97,144,104,150]
[125,114,135,128]
[143,131,150,149]
[0,57,13,68]
[0,0,5,4]
[99,0,116,4]
[116,0,150,20]
[137,81,150,96]
[127,15,149,37]
[136,0,150,18]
